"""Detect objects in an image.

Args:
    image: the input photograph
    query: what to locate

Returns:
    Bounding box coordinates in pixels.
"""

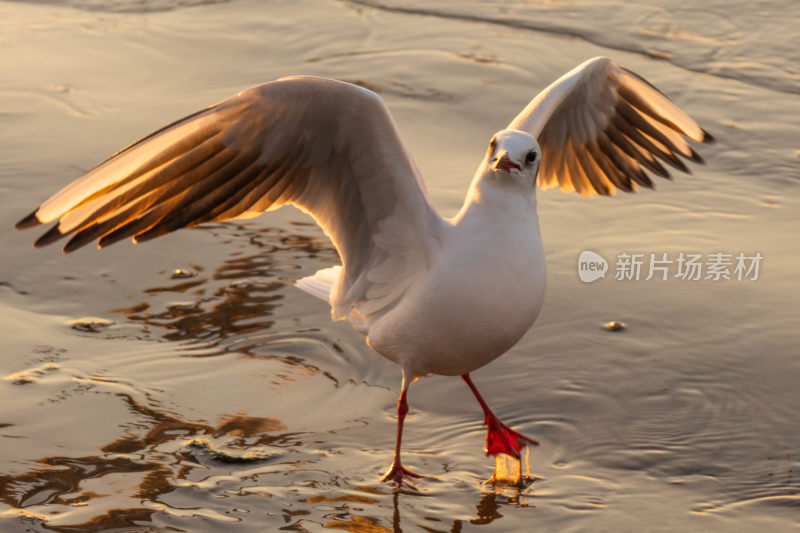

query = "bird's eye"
[488,138,497,151]
[525,151,537,164]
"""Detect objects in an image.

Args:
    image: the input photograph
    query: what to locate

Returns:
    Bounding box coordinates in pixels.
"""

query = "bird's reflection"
[387,482,533,533]
[471,491,504,525]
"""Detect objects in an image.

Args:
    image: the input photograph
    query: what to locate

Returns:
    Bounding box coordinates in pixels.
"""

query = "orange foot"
[484,414,539,458]
[382,462,423,486]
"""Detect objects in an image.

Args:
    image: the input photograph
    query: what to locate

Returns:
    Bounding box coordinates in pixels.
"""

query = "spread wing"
[16,77,444,322]
[508,57,713,196]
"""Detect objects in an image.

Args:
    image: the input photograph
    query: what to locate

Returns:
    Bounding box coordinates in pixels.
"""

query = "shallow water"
[1,0,798,531]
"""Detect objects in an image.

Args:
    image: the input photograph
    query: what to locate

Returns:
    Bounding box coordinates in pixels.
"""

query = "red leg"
[462,373,538,459]
[382,375,423,485]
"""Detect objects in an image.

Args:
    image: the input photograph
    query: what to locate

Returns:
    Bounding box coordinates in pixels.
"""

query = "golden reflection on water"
[487,447,532,488]
[0,395,295,531]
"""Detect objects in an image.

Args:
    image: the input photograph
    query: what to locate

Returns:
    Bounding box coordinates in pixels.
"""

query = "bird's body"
[15,57,712,485]
[367,152,547,378]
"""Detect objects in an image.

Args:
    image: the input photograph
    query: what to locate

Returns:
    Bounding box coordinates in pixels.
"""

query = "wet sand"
[1,0,799,531]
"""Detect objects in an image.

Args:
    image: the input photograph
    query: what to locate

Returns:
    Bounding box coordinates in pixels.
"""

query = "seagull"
[15,57,712,485]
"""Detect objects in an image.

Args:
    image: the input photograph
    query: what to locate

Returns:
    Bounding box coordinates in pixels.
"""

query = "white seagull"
[16,57,711,485]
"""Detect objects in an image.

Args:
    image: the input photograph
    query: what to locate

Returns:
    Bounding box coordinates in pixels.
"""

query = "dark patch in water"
[112,224,337,344]
[0,281,29,295]
[185,438,273,463]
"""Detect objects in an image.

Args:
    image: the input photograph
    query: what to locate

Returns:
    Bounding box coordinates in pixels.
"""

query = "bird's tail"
[295,265,341,303]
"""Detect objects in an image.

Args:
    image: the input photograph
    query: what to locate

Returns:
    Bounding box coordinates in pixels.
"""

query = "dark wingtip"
[647,158,670,179]
[132,226,169,244]
[671,156,689,174]
[97,227,132,249]
[15,210,41,230]
[701,129,715,143]
[687,148,705,164]
[33,225,67,248]
[63,233,92,254]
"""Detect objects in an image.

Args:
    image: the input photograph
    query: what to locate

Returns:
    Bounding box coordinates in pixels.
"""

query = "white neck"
[452,167,538,225]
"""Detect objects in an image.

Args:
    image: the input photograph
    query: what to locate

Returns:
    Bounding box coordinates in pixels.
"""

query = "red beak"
[494,153,520,172]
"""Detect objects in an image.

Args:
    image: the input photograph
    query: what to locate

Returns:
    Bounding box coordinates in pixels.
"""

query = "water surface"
[1,0,798,531]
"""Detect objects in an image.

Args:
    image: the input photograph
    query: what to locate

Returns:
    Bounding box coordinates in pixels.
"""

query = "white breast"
[366,190,547,378]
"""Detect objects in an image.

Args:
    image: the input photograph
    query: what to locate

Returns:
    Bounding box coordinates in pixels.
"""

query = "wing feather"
[508,57,712,196]
[17,77,444,323]
[59,133,233,236]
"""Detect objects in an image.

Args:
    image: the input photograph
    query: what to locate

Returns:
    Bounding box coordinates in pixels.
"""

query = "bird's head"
[485,129,541,193]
